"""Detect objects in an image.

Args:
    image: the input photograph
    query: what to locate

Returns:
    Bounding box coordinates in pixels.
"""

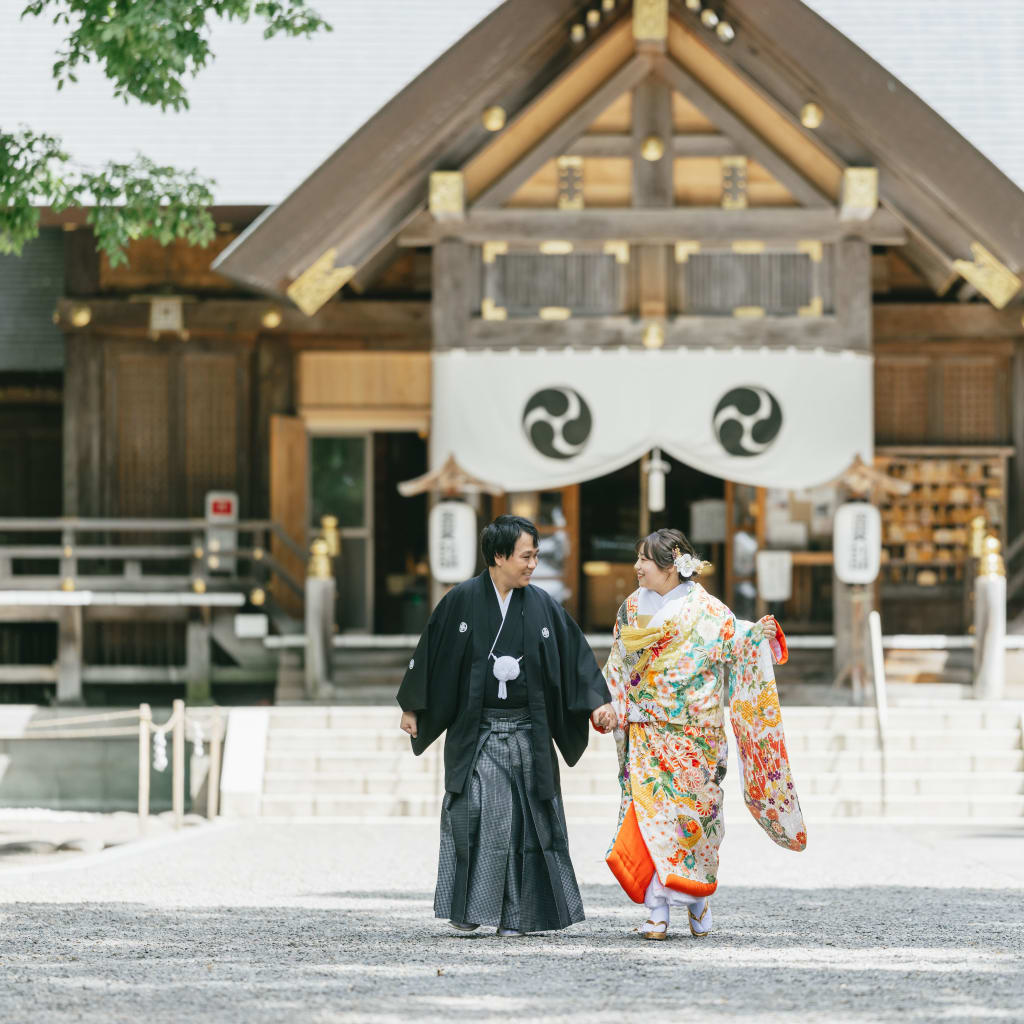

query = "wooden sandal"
[641,918,669,940]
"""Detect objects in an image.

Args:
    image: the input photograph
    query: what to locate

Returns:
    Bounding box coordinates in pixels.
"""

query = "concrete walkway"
[0,810,1021,1023]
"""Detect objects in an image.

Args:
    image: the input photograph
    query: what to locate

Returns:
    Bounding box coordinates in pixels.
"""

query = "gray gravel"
[0,812,1021,1023]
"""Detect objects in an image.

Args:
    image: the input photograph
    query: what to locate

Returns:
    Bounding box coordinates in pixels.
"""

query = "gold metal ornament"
[260,307,283,329]
[557,155,584,210]
[70,304,92,328]
[700,9,719,29]
[482,105,506,132]
[586,9,601,28]
[250,587,266,607]
[602,0,616,10]
[482,241,509,264]
[978,535,1006,578]
[716,21,735,42]
[674,241,700,263]
[481,297,508,321]
[642,321,665,349]
[953,243,1022,310]
[539,240,574,255]
[308,538,333,581]
[539,307,572,320]
[722,155,748,209]
[428,171,465,219]
[641,134,665,161]
[797,240,824,263]
[685,0,702,10]
[633,0,668,41]
[840,167,879,221]
[800,102,824,129]
[286,248,356,316]
[570,22,586,43]
[603,240,631,264]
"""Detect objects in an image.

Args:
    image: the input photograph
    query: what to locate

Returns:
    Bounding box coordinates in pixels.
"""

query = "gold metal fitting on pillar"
[308,538,333,580]
[969,515,988,559]
[978,535,1005,578]
[320,515,341,558]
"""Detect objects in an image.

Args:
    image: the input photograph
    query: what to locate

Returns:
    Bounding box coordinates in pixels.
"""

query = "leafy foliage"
[1,128,216,265]
[5,1,330,261]
[22,0,332,111]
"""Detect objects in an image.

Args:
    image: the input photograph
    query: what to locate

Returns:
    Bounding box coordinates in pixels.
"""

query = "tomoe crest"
[713,386,783,456]
[522,387,593,460]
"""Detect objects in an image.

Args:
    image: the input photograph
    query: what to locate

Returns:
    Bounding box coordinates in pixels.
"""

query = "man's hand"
[399,710,418,738]
[591,702,616,733]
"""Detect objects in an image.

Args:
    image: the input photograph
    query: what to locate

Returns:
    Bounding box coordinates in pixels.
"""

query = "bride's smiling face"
[634,546,678,594]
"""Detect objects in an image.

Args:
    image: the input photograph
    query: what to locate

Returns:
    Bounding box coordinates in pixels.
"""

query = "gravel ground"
[0,811,1021,1024]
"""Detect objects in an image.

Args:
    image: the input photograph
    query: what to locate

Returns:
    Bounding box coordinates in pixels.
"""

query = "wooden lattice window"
[937,357,1009,443]
[874,356,930,444]
[482,251,626,317]
[676,249,830,315]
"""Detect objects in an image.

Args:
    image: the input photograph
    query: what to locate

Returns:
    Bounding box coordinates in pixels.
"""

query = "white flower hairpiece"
[672,547,703,579]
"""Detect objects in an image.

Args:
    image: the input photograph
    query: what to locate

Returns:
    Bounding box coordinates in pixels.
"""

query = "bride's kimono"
[603,581,806,903]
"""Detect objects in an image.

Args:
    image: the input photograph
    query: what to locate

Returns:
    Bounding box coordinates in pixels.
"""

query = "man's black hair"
[480,514,540,567]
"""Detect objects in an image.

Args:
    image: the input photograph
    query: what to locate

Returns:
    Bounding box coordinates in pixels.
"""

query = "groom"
[398,514,614,935]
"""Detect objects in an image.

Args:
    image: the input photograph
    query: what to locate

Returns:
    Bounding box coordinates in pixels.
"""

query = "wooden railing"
[0,517,304,599]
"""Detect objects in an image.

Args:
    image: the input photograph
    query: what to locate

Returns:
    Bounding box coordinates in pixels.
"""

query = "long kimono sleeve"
[601,606,629,730]
[396,587,459,755]
[727,622,807,852]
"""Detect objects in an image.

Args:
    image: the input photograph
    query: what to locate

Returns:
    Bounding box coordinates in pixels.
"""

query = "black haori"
[435,708,585,933]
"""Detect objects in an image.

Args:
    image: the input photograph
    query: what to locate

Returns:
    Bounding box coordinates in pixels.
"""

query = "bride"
[601,527,806,940]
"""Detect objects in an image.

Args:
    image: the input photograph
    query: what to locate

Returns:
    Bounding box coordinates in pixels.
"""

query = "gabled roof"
[210,0,1023,309]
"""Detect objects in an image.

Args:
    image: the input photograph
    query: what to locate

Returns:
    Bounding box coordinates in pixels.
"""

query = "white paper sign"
[757,550,794,602]
[833,502,882,584]
[429,501,477,583]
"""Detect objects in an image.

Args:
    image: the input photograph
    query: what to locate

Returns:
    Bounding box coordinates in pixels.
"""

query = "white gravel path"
[0,810,1021,1023]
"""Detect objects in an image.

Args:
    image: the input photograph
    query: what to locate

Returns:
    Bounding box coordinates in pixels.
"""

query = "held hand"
[758,615,778,641]
[591,703,615,733]
[399,710,418,738]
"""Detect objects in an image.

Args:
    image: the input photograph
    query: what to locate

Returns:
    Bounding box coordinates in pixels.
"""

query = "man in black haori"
[398,514,615,936]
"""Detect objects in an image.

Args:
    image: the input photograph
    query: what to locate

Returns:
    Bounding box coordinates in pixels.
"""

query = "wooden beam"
[565,132,737,157]
[56,298,432,344]
[467,313,842,349]
[872,304,1024,342]
[348,237,403,294]
[651,55,831,208]
[399,207,906,246]
[473,54,653,209]
[632,76,674,208]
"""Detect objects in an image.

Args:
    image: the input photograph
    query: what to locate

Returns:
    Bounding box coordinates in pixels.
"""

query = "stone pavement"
[0,809,1021,1023]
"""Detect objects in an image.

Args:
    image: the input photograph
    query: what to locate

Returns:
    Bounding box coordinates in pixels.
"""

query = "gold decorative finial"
[641,134,665,161]
[482,106,506,132]
[978,535,1005,578]
[308,538,333,581]
[800,102,824,129]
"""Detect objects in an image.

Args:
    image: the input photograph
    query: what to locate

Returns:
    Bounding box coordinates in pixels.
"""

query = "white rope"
[152,730,168,772]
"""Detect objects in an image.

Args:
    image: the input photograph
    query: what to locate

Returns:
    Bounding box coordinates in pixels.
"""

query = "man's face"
[494,533,539,589]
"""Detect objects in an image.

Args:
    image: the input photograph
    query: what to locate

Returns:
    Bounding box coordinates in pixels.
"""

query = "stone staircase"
[256,704,1024,822]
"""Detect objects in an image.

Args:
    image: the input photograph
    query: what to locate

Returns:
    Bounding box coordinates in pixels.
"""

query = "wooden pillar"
[1010,341,1024,543]
[56,606,83,704]
[185,617,212,705]
[431,240,471,350]
[63,334,103,516]
[835,240,873,352]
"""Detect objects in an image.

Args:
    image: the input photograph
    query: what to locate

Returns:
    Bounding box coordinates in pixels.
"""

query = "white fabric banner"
[431,348,873,491]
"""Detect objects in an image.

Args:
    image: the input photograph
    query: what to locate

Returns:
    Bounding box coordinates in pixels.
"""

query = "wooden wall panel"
[298,352,430,412]
[184,354,239,514]
[874,357,930,444]
[114,353,172,516]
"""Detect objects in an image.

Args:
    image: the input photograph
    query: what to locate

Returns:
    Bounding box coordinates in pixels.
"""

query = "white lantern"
[833,501,882,585]
[646,448,670,514]
[429,501,478,583]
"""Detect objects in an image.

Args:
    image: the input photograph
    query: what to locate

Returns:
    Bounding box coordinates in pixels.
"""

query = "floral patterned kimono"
[603,581,806,904]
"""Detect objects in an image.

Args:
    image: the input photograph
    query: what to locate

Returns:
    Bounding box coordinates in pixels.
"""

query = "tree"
[1,1,331,265]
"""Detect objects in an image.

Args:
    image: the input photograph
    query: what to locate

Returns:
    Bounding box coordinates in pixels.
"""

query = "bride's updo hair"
[638,528,699,582]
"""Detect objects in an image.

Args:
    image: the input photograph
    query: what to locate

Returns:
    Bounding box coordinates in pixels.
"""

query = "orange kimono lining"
[606,802,718,903]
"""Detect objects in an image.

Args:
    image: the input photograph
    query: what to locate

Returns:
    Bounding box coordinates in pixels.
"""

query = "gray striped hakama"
[434,708,585,934]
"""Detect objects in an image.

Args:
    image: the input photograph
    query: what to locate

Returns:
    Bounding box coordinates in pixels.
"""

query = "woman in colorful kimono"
[603,528,806,940]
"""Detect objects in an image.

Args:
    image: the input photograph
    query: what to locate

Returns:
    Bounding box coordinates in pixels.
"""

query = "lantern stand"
[826,456,913,703]
[398,454,505,607]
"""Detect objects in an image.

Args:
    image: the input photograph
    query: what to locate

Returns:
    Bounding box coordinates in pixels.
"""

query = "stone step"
[263,725,1023,755]
[256,790,1024,820]
[788,750,1024,774]
[260,768,1024,799]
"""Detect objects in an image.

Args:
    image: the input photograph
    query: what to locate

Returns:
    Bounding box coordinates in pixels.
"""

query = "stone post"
[305,538,336,699]
[974,536,1006,700]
